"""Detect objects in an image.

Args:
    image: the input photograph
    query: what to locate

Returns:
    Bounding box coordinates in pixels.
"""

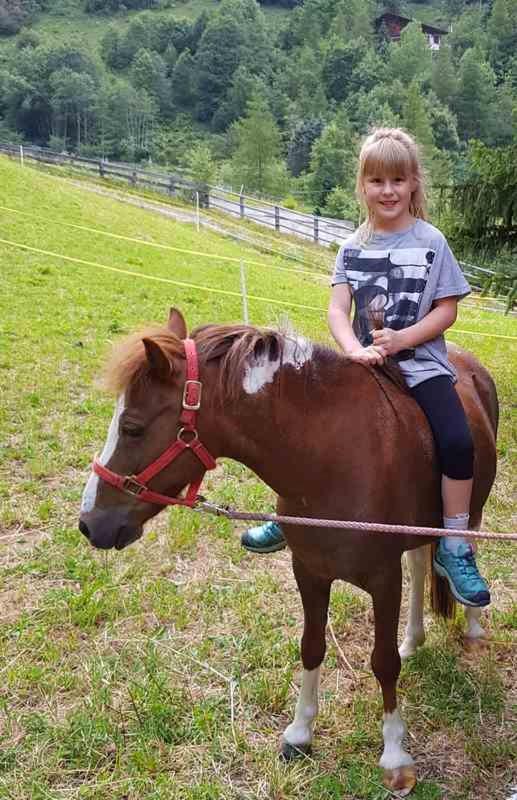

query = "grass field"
[0,155,516,800]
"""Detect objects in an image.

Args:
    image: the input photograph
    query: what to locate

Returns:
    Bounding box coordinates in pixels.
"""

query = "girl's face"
[362,172,417,232]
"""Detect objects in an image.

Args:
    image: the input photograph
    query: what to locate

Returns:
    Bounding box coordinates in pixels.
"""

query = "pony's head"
[79,308,215,550]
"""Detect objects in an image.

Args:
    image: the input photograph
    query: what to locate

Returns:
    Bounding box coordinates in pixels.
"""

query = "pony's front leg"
[281,557,331,760]
[371,563,416,796]
[399,546,428,659]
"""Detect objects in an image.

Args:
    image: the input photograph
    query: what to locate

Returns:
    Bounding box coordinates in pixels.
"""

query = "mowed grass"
[0,156,516,800]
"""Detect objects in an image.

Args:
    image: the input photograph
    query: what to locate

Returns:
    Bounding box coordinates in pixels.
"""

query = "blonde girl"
[326,127,489,607]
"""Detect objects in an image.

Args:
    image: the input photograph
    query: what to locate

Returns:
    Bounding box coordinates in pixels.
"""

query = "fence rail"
[0,142,354,247]
[1,141,515,311]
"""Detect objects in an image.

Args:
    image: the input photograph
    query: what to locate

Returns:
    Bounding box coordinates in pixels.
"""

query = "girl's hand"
[347,345,385,366]
[371,328,403,356]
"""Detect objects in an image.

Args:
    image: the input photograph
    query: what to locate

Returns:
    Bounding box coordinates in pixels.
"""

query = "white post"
[19,145,24,167]
[240,260,249,325]
[196,191,200,233]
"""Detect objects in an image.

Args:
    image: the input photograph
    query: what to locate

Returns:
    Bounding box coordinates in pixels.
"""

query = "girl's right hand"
[347,345,385,366]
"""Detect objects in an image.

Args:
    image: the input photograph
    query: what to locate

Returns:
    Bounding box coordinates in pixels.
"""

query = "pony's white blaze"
[243,336,313,394]
[379,710,414,770]
[80,395,125,513]
[282,666,320,748]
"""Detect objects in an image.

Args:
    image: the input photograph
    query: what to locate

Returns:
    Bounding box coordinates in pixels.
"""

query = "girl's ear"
[410,175,418,192]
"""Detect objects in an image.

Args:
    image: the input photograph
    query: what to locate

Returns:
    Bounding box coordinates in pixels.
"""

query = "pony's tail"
[429,542,456,619]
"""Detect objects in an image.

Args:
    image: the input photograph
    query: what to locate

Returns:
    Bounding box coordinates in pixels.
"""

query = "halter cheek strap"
[92,337,217,507]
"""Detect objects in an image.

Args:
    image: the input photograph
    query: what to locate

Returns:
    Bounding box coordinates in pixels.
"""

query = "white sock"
[442,513,470,554]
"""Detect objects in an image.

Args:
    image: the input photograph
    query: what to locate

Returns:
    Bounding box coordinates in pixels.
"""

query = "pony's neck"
[216,343,370,497]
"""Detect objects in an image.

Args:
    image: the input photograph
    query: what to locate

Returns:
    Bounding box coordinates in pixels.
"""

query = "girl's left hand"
[371,328,403,356]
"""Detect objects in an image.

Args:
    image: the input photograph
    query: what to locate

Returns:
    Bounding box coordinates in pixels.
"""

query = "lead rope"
[196,501,517,543]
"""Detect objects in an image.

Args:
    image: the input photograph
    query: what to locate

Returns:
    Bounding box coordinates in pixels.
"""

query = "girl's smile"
[363,175,417,232]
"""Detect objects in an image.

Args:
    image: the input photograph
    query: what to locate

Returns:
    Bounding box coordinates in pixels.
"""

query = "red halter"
[92,338,217,507]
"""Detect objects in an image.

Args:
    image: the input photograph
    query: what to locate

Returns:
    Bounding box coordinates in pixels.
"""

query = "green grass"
[0,155,516,799]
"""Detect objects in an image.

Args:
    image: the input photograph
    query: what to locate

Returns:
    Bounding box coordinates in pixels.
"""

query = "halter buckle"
[182,380,202,411]
[122,476,146,497]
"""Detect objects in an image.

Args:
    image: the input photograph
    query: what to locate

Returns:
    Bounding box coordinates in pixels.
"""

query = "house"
[375,12,448,51]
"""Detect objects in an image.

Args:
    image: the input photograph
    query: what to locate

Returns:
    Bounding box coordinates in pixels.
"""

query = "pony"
[79,308,498,795]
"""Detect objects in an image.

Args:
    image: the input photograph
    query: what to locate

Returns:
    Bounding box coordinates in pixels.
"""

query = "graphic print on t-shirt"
[342,246,435,360]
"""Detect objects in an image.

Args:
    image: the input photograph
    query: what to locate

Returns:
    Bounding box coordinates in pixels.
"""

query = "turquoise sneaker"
[433,540,490,607]
[241,521,286,553]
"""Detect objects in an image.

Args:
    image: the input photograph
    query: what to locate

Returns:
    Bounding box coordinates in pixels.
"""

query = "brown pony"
[79,308,498,795]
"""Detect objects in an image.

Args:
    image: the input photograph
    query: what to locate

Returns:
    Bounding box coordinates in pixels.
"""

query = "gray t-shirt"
[331,218,470,388]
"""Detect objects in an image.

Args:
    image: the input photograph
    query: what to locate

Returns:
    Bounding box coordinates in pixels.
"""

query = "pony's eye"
[121,424,144,438]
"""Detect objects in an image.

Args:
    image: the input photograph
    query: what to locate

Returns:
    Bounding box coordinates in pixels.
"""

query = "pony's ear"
[143,338,172,382]
[168,308,187,339]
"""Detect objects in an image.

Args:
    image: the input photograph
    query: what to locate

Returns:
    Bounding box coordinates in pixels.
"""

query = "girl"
[242,127,489,609]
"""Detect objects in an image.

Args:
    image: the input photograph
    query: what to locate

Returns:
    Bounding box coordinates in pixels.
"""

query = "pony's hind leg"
[371,562,416,796]
[281,557,331,761]
[399,546,428,660]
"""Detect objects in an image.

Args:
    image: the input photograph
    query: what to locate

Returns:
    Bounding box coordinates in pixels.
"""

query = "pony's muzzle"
[78,512,143,551]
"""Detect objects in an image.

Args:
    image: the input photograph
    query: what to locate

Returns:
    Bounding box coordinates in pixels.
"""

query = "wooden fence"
[0,143,355,247]
[1,141,514,311]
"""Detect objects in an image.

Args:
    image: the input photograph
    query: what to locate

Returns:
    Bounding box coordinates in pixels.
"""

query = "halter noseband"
[92,338,217,507]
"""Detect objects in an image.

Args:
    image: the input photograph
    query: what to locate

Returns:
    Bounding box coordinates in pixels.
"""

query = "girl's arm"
[328,284,385,365]
[371,297,458,356]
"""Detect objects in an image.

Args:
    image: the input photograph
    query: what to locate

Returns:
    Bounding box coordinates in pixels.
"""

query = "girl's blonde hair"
[356,127,427,242]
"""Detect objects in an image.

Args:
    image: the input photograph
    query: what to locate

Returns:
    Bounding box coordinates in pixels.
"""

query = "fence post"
[99,160,105,178]
[274,206,280,232]
[240,260,249,325]
[19,145,24,167]
[240,194,245,219]
[196,191,200,233]
[169,176,175,195]
[313,215,319,243]
[130,170,137,187]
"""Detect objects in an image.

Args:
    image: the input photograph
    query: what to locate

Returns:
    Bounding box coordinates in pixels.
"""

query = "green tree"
[431,44,458,109]
[130,48,169,113]
[50,68,96,150]
[388,22,432,87]
[194,16,245,122]
[402,81,434,152]
[230,94,283,193]
[454,48,497,141]
[307,114,355,207]
[171,49,197,108]
[323,37,368,103]
[488,0,517,79]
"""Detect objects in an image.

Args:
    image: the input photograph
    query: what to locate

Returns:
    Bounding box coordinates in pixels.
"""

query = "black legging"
[410,375,474,480]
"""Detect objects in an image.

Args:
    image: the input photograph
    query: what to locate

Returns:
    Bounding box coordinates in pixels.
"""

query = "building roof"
[375,12,449,36]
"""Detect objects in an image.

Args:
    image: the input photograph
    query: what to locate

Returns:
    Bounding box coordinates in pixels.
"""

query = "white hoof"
[399,633,425,660]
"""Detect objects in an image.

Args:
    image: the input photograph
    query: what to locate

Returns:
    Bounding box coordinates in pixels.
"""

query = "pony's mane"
[102,325,184,395]
[102,321,406,399]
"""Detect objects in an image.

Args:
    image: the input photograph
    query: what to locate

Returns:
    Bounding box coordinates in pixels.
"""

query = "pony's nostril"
[78,520,91,540]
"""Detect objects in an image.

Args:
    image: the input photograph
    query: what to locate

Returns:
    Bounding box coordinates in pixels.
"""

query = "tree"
[287,118,324,177]
[306,114,355,207]
[171,49,197,109]
[194,16,245,122]
[50,68,96,150]
[454,48,497,141]
[431,44,458,109]
[488,0,517,79]
[230,94,283,193]
[322,37,368,103]
[450,140,517,251]
[388,22,432,87]
[402,81,434,152]
[130,49,169,114]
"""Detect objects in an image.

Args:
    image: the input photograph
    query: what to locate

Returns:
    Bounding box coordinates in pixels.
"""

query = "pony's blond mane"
[102,325,184,395]
[101,321,405,401]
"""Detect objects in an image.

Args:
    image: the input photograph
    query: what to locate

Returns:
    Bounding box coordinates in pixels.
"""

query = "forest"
[0,0,515,257]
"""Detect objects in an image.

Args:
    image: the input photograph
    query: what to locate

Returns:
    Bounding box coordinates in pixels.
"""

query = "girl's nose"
[381,181,395,194]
